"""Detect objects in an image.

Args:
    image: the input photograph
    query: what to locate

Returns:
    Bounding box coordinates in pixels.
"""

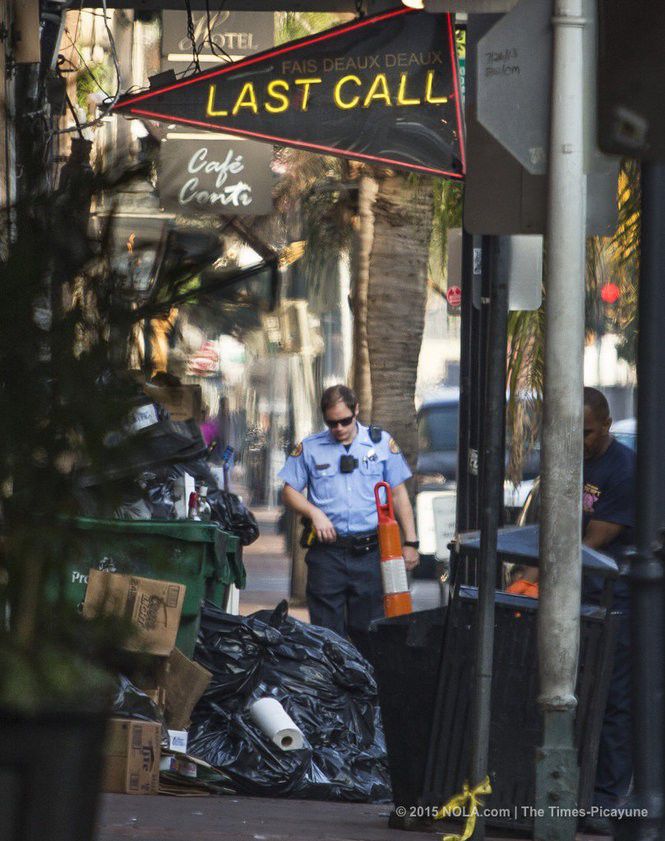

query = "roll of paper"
[249,697,304,751]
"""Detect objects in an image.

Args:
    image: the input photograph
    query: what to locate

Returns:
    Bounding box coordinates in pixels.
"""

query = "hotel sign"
[161,10,274,69]
[115,8,465,179]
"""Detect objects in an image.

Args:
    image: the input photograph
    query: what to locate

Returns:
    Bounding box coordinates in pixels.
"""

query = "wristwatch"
[403,540,420,549]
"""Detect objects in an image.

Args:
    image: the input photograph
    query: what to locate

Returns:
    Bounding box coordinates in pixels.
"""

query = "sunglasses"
[325,415,355,428]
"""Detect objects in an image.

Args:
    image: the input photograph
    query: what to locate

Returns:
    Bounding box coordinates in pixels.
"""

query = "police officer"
[279,384,419,655]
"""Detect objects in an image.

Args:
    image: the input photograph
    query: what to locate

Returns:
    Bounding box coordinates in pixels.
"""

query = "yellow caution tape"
[434,776,493,841]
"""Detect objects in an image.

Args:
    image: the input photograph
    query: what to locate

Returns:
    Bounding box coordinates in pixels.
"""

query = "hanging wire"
[51,0,122,136]
[64,93,85,139]
[184,0,201,72]
[179,0,232,78]
[204,0,233,63]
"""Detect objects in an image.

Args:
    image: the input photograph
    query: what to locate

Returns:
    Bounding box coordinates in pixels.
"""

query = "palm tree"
[351,171,377,421]
[365,173,435,474]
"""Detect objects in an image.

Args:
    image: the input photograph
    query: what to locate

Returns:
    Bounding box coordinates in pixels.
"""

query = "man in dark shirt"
[582,387,636,821]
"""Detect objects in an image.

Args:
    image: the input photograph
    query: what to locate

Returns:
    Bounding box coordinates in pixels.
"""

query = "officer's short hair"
[321,384,358,414]
[584,387,610,422]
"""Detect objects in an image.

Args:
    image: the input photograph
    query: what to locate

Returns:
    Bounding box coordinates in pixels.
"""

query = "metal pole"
[534,1,587,839]
[470,235,509,841]
[456,230,474,536]
[468,238,482,534]
[455,232,482,586]
[616,163,665,841]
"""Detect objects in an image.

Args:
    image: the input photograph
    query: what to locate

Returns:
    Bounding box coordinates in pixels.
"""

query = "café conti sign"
[158,138,273,216]
[114,8,465,179]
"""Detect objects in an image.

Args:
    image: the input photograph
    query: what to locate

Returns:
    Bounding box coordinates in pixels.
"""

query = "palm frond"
[275,11,351,44]
[505,306,544,484]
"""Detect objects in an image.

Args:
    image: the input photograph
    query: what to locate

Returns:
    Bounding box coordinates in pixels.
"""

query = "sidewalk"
[96,794,433,841]
[101,507,608,841]
[96,793,610,841]
[238,505,309,622]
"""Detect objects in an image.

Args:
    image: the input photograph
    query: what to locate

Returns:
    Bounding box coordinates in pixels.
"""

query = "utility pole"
[111,8,134,165]
[456,231,482,538]
[615,163,665,841]
[534,1,587,839]
[13,0,43,232]
[0,0,14,244]
[470,235,509,841]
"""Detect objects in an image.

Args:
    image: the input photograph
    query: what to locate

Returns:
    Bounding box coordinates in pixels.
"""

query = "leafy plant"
[76,61,113,112]
[0,142,146,711]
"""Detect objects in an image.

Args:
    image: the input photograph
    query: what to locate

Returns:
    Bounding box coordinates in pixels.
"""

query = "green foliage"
[583,161,640,363]
[505,306,544,484]
[275,11,349,45]
[0,639,113,713]
[0,144,143,710]
[76,61,112,111]
[609,159,640,364]
[429,178,463,293]
[505,161,640,477]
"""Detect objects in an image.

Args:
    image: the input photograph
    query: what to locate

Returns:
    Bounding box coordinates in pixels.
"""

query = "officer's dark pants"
[305,542,383,660]
[594,611,632,808]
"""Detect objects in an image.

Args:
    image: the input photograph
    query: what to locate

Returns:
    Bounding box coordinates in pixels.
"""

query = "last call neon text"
[205,69,450,117]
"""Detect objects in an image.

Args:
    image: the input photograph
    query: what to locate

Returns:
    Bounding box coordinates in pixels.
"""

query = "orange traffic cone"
[374,481,413,618]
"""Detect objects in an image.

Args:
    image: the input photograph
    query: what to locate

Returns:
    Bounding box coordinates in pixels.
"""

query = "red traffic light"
[447,286,462,308]
[600,282,620,304]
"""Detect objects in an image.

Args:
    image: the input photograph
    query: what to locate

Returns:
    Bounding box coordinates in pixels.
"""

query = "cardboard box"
[143,686,167,713]
[142,383,202,422]
[167,730,188,754]
[160,753,197,778]
[103,718,160,795]
[83,569,186,657]
[162,648,212,730]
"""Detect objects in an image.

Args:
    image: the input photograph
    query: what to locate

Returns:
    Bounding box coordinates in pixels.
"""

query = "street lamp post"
[534,2,587,840]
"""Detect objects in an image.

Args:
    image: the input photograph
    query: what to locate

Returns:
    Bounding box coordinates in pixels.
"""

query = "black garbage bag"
[216,490,259,547]
[165,460,259,546]
[79,416,207,487]
[112,674,168,739]
[187,600,391,802]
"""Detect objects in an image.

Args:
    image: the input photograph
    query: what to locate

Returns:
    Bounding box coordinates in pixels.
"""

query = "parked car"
[610,417,636,451]
[415,388,540,578]
[414,388,459,580]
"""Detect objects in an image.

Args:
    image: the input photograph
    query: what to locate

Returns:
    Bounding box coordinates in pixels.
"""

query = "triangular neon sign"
[114,8,465,179]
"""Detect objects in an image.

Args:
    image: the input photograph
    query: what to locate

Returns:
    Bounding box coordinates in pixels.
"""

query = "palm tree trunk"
[351,173,378,423]
[367,174,434,476]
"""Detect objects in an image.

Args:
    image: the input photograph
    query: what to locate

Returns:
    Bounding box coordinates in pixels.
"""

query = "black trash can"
[368,608,447,814]
[420,586,618,832]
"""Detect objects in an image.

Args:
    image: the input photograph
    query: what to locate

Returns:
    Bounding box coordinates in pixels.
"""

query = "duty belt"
[333,530,378,553]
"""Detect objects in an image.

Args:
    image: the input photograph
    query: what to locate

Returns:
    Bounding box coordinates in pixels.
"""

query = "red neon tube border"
[129,106,464,179]
[115,7,466,178]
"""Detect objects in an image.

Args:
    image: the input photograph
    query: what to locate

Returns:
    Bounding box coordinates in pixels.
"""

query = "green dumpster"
[65,518,245,658]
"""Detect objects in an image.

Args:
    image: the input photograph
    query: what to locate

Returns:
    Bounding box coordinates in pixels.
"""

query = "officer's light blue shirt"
[278,422,412,535]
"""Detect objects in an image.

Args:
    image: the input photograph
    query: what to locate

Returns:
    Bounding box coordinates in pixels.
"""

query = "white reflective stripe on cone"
[380,557,409,595]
